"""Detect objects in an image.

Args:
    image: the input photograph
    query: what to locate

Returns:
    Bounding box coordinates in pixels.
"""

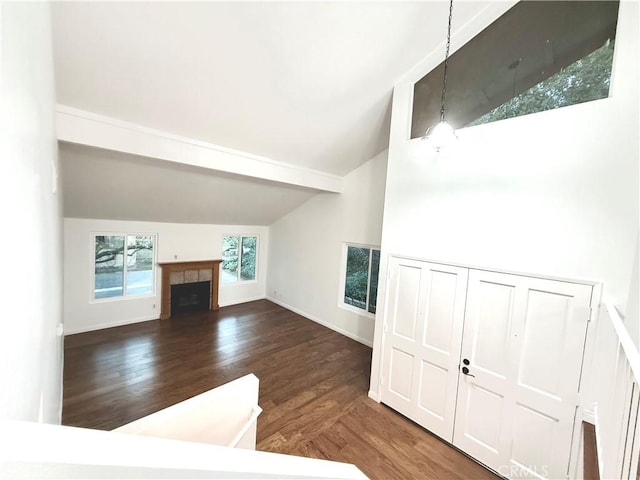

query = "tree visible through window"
[94,234,155,299]
[467,40,615,127]
[410,1,620,136]
[222,235,257,284]
[343,245,380,314]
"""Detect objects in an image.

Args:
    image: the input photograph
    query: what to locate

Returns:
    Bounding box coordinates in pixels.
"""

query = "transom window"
[411,0,619,135]
[340,244,380,316]
[222,235,258,284]
[93,234,155,300]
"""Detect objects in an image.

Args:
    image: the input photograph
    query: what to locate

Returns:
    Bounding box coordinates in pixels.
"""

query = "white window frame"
[338,242,380,319]
[221,234,259,285]
[91,232,157,302]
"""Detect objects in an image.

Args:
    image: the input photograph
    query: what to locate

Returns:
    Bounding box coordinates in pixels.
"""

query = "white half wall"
[64,218,268,334]
[267,151,388,347]
[0,2,63,423]
[370,0,639,399]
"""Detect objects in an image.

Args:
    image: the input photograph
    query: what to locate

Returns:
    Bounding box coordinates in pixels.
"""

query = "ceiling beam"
[56,105,343,193]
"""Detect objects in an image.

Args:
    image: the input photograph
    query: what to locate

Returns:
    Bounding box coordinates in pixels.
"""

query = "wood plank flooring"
[63,299,499,480]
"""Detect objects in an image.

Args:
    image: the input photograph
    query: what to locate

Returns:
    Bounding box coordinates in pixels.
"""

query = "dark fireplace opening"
[171,281,211,316]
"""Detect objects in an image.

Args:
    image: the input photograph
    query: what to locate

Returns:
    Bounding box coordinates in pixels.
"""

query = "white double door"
[380,257,593,479]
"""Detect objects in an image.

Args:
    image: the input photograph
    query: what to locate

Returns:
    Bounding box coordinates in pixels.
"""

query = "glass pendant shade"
[427,120,456,152]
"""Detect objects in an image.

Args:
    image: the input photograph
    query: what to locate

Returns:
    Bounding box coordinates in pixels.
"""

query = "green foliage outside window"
[468,41,615,127]
[240,236,256,281]
[344,245,380,314]
[222,235,257,283]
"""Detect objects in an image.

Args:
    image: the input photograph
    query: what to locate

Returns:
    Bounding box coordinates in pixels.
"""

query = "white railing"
[593,302,640,480]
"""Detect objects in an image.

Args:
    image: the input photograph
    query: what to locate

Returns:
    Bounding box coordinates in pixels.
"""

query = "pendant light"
[422,0,457,153]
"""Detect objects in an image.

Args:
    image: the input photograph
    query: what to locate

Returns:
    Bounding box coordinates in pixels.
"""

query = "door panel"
[392,264,421,340]
[423,270,459,353]
[380,261,592,479]
[388,348,414,400]
[461,382,504,453]
[511,402,563,479]
[509,278,591,478]
[518,289,573,399]
[418,360,448,420]
[453,270,592,479]
[454,271,518,467]
[381,257,468,442]
[470,279,515,379]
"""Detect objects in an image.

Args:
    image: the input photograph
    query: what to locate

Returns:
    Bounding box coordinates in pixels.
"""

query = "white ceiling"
[52,1,491,225]
[60,142,317,225]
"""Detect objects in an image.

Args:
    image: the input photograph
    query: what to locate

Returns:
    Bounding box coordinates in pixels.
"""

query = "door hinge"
[587,305,599,323]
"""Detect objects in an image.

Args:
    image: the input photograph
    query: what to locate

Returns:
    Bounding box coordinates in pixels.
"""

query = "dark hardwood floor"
[63,299,498,480]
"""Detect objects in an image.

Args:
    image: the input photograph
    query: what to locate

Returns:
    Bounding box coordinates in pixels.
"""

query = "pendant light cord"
[440,0,453,123]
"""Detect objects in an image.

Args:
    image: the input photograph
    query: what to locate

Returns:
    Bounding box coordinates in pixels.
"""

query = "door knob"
[461,366,475,377]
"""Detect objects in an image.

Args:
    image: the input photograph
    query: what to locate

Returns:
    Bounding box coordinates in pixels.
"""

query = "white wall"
[624,231,639,349]
[64,218,268,334]
[0,2,63,423]
[267,151,387,346]
[370,0,639,398]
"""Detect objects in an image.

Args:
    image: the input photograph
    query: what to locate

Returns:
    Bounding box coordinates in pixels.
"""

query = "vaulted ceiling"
[53,1,492,225]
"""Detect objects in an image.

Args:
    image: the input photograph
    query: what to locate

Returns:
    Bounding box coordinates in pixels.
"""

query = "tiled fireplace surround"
[158,260,222,320]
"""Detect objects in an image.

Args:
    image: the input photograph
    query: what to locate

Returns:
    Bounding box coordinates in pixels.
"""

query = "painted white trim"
[337,242,380,320]
[90,232,158,303]
[220,233,259,285]
[218,295,266,308]
[266,296,373,348]
[56,105,343,193]
[582,409,596,425]
[65,297,269,334]
[605,302,640,383]
[387,253,601,288]
[64,313,158,335]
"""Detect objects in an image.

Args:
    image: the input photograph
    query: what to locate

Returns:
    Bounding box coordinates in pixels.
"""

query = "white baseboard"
[219,295,266,308]
[368,390,380,402]
[582,408,596,425]
[65,297,269,336]
[266,296,373,348]
[64,314,159,335]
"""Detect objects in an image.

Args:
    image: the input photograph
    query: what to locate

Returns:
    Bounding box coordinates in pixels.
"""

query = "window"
[341,244,380,315]
[410,1,620,135]
[94,234,155,300]
[222,235,257,284]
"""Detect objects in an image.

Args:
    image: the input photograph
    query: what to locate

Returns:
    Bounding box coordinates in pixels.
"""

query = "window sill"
[338,302,376,320]
[90,292,157,304]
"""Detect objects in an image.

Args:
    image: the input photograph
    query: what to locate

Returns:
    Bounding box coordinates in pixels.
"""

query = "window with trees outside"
[342,244,380,315]
[94,234,155,300]
[222,235,257,284]
[410,1,620,136]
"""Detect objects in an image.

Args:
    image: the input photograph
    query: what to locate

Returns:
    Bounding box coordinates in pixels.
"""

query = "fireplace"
[171,281,211,316]
[158,260,222,320]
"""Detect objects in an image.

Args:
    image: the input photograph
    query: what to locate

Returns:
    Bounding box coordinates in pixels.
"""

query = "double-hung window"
[221,235,258,284]
[93,234,156,300]
[340,243,380,316]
